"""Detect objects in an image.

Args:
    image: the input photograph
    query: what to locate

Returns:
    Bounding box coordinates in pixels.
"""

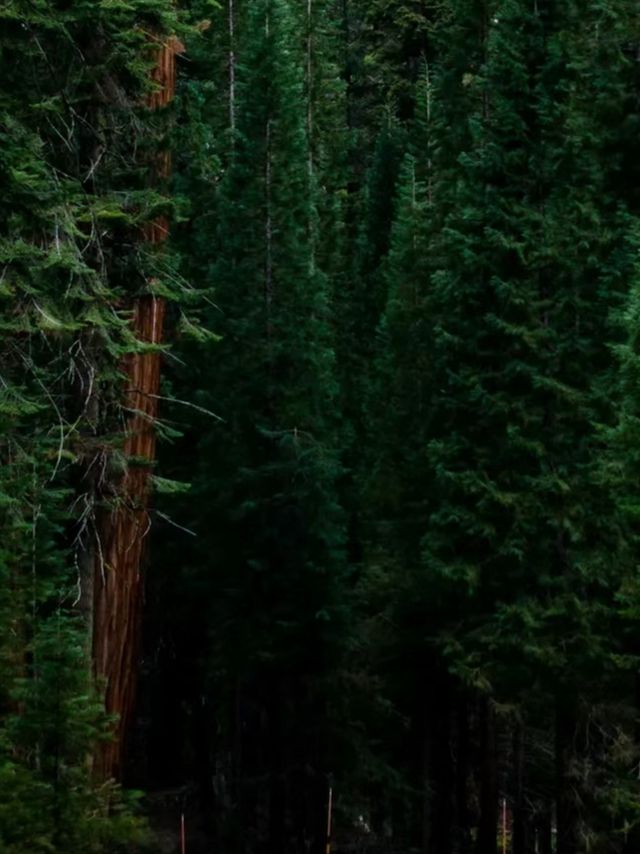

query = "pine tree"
[354,2,640,851]
[187,1,348,849]
[415,1,640,849]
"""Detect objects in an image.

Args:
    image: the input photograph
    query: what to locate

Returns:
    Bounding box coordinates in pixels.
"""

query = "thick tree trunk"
[476,697,498,854]
[93,295,166,780]
[92,35,181,781]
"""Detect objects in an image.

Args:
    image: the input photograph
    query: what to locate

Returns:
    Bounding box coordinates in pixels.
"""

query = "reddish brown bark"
[92,36,181,781]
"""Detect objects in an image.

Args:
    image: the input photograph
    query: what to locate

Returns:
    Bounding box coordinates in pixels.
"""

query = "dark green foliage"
[7,0,640,852]
[0,0,184,849]
[357,0,640,849]
[200,0,344,629]
[169,0,349,847]
[147,1,640,850]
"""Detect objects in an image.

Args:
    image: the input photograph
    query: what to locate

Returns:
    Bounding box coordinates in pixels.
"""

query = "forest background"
[3,1,640,853]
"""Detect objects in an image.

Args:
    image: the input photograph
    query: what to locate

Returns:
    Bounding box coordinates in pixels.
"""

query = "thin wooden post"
[326,786,333,854]
[181,812,186,854]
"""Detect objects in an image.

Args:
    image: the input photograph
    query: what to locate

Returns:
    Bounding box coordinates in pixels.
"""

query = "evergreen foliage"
[5,0,640,852]
[0,0,183,849]
[175,0,349,846]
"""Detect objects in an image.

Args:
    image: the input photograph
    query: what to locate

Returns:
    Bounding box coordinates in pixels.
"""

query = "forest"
[4,0,640,852]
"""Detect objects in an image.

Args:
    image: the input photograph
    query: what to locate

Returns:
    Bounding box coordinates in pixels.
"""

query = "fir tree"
[188,0,348,848]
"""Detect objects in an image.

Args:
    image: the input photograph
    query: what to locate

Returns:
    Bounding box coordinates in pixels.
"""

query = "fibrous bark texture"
[93,36,180,781]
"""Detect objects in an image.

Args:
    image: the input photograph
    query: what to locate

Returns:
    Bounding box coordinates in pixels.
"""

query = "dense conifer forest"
[5,0,640,851]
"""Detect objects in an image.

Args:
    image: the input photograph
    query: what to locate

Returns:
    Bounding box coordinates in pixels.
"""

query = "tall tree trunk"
[305,0,316,278]
[411,667,433,854]
[456,696,472,854]
[536,805,553,854]
[431,673,454,854]
[268,675,287,854]
[421,712,433,854]
[476,697,498,854]
[512,720,531,854]
[555,696,580,854]
[92,35,181,781]
[228,0,236,135]
[622,673,640,853]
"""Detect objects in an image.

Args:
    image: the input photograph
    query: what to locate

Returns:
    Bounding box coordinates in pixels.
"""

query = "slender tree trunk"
[92,35,182,781]
[456,696,472,854]
[512,720,531,854]
[341,0,353,136]
[536,805,553,854]
[268,676,287,854]
[233,676,245,850]
[265,113,273,319]
[622,673,640,853]
[413,670,433,854]
[476,697,498,854]
[305,0,316,277]
[431,673,454,854]
[228,0,236,136]
[421,718,433,854]
[306,0,314,183]
[555,696,580,854]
